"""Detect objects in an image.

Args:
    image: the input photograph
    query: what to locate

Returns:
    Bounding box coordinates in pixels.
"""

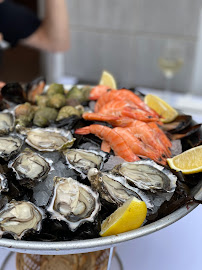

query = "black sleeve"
[0,0,41,47]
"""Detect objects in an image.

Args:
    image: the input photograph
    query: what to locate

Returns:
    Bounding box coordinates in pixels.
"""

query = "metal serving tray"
[0,85,201,255]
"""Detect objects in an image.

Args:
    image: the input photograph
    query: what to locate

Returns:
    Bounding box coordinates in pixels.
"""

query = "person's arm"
[20,0,70,52]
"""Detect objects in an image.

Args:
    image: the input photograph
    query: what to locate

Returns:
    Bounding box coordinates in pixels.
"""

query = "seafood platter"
[0,76,201,255]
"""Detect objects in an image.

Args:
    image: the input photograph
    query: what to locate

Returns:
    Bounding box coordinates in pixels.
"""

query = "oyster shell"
[63,148,108,178]
[113,160,177,193]
[0,200,45,239]
[47,176,100,231]
[25,127,75,152]
[88,168,153,210]
[0,112,15,135]
[0,135,23,161]
[0,174,8,193]
[9,148,51,188]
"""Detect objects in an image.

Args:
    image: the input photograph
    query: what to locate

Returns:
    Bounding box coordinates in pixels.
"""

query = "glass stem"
[164,76,172,104]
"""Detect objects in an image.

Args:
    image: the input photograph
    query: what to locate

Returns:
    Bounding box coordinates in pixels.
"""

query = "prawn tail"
[74,126,91,135]
[82,112,119,122]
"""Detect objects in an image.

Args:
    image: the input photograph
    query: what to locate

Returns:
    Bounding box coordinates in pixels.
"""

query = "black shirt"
[0,0,41,47]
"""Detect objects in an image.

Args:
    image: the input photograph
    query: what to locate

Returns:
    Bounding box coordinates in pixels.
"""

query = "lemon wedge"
[144,94,178,123]
[99,70,117,89]
[100,197,147,237]
[167,145,202,174]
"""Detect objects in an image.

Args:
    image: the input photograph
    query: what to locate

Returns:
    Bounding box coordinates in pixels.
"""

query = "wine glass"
[158,40,184,103]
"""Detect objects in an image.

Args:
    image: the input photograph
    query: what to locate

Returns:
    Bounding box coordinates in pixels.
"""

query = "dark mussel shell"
[25,76,46,104]
[162,115,192,133]
[168,123,202,141]
[1,83,26,104]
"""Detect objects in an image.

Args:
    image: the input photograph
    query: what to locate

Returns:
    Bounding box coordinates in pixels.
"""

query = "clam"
[63,148,108,178]
[47,176,100,231]
[25,127,75,152]
[0,135,23,161]
[0,112,15,135]
[88,168,153,210]
[112,160,177,193]
[9,148,51,189]
[0,174,8,193]
[0,200,45,239]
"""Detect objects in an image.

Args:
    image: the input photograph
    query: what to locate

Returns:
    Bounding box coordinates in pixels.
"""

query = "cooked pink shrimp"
[126,120,171,158]
[82,112,119,122]
[98,100,159,122]
[89,85,116,100]
[75,125,140,162]
[101,140,111,152]
[113,127,166,164]
[95,89,159,117]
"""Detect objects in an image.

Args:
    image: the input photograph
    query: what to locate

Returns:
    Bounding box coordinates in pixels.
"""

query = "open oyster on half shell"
[88,168,153,210]
[25,127,75,152]
[0,135,23,161]
[63,148,108,178]
[0,112,15,135]
[9,148,52,189]
[112,160,177,193]
[47,176,100,231]
[0,200,45,240]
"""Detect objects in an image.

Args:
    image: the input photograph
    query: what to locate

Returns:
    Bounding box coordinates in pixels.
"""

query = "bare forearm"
[42,0,69,50]
[21,0,70,52]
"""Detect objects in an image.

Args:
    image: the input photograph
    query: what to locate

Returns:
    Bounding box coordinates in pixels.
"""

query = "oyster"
[25,127,75,152]
[47,176,100,231]
[112,160,177,193]
[0,135,23,161]
[0,112,15,135]
[88,168,153,210]
[9,148,51,188]
[63,148,108,177]
[0,174,8,193]
[0,200,45,239]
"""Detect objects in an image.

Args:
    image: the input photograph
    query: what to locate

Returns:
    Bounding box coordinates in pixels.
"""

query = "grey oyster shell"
[0,112,15,135]
[9,148,51,189]
[112,160,177,193]
[63,148,108,178]
[88,168,153,210]
[47,176,100,231]
[25,127,75,152]
[0,174,8,193]
[0,200,45,240]
[0,135,23,161]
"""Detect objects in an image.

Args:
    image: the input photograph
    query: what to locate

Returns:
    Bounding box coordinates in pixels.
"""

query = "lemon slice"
[144,94,178,123]
[100,197,147,237]
[99,70,117,89]
[167,145,202,174]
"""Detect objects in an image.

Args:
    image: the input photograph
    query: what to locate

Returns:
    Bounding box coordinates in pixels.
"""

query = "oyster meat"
[113,160,177,192]
[63,148,108,177]
[47,176,100,231]
[88,168,153,210]
[9,148,51,188]
[0,174,8,193]
[25,127,75,152]
[0,200,45,239]
[0,112,15,135]
[0,135,23,161]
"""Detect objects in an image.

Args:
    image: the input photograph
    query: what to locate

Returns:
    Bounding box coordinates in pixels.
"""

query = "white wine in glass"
[158,57,184,79]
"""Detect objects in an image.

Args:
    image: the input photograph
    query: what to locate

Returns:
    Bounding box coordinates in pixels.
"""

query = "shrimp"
[95,89,159,117]
[113,127,166,164]
[89,85,116,100]
[82,112,119,122]
[98,100,159,122]
[75,124,140,162]
[101,140,111,152]
[126,120,171,158]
